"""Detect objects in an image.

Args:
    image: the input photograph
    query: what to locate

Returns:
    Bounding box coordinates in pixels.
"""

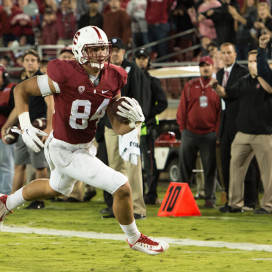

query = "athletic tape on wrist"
[18,112,32,130]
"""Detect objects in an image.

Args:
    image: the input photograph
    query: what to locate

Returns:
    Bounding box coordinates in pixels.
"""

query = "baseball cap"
[134,48,149,59]
[110,38,125,49]
[199,56,214,66]
[60,46,73,55]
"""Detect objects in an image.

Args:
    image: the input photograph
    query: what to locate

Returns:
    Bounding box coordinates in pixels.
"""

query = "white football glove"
[19,112,48,152]
[117,97,145,128]
[22,127,48,152]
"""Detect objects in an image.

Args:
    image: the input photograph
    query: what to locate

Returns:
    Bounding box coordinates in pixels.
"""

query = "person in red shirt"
[145,0,173,59]
[177,56,221,208]
[10,0,40,45]
[41,7,58,59]
[103,0,132,48]
[0,26,169,255]
[0,0,21,46]
[56,0,77,45]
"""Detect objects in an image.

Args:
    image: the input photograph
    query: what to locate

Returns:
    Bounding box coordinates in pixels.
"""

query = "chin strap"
[91,62,104,69]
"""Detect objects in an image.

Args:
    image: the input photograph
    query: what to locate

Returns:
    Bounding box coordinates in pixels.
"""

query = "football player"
[0,26,169,255]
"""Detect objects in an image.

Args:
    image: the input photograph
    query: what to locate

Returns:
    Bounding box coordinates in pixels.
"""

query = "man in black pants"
[211,49,272,214]
[216,43,259,211]
[177,56,221,208]
[134,48,168,204]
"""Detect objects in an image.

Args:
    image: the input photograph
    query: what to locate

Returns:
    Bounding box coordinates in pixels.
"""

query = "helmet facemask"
[81,44,111,69]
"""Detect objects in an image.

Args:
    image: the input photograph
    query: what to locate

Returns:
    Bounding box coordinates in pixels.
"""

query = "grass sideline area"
[1,182,272,272]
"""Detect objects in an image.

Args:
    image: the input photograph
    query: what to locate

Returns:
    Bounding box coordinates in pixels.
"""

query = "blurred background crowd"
[0,0,271,70]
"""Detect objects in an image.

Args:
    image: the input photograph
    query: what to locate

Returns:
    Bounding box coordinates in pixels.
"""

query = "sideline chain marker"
[157,182,201,217]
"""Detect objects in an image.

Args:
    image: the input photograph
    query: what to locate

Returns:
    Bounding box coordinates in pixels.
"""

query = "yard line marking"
[182,251,244,253]
[2,225,272,253]
[160,237,272,252]
[251,258,272,261]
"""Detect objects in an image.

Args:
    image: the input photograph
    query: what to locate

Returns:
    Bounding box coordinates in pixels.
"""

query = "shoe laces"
[137,234,159,246]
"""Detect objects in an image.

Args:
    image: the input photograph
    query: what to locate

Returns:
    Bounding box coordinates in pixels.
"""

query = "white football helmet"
[72,26,111,69]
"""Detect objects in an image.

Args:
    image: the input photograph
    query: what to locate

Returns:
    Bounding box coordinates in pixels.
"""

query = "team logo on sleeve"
[78,86,85,94]
[125,67,131,74]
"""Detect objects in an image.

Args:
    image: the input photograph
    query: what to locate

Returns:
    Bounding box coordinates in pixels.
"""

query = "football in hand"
[111,97,131,123]
[32,118,47,130]
[4,126,20,145]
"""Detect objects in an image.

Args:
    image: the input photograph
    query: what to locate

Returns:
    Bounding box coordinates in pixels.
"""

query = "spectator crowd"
[1,0,272,63]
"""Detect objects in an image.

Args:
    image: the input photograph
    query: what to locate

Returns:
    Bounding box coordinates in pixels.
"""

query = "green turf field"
[1,182,272,272]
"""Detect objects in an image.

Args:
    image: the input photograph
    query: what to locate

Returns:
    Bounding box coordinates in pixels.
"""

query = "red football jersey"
[47,60,127,144]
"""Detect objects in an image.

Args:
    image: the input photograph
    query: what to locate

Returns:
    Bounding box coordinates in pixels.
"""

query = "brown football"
[4,126,20,145]
[111,97,131,123]
[32,118,47,130]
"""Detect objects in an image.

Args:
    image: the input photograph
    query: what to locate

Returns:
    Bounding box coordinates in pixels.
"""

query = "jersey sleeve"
[257,47,272,85]
[47,59,70,85]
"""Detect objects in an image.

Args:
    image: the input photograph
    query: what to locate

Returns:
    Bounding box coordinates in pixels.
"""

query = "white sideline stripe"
[161,237,272,252]
[1,225,272,253]
[251,258,272,261]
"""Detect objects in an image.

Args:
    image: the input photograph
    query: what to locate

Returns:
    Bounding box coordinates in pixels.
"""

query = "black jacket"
[78,12,103,30]
[144,70,168,126]
[226,74,272,134]
[216,62,249,137]
[257,47,272,85]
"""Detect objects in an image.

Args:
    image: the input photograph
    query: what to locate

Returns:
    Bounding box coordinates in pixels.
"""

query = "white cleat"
[0,194,12,225]
[128,233,169,255]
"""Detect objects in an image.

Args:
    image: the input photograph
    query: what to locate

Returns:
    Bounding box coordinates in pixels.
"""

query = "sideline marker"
[157,182,201,217]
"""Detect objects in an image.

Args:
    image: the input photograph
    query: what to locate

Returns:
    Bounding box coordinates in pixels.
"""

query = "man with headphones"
[0,65,17,195]
[134,48,168,204]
